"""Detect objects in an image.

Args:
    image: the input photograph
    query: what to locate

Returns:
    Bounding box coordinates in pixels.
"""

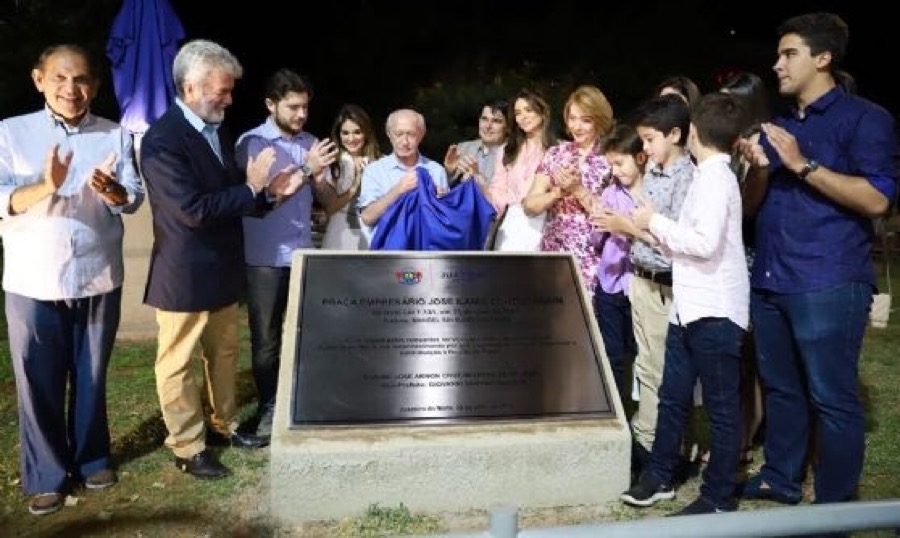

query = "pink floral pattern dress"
[538,140,612,297]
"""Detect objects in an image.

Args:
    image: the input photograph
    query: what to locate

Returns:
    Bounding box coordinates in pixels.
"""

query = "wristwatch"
[798,159,820,180]
[300,163,313,177]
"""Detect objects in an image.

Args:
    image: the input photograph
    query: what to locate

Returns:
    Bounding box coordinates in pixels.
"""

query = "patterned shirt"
[538,140,612,296]
[630,153,694,272]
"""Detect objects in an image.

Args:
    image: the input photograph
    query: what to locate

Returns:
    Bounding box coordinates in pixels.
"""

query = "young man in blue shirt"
[739,12,898,507]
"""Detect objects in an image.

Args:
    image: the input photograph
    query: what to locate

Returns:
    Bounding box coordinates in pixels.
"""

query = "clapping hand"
[443,144,460,174]
[457,155,480,182]
[43,143,73,194]
[631,192,657,230]
[759,122,806,173]
[246,147,276,194]
[306,138,339,176]
[736,129,770,168]
[553,165,581,195]
[268,164,303,197]
[89,152,128,205]
[348,156,369,196]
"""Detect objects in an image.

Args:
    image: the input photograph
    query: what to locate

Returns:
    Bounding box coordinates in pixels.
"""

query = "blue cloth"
[753,87,898,294]
[358,153,449,243]
[369,167,496,250]
[107,0,185,134]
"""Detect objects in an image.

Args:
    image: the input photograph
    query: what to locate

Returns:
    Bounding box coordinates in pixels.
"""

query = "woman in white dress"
[486,88,557,251]
[321,104,382,250]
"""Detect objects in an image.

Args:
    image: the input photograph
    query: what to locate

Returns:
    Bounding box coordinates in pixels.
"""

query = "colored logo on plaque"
[395,269,423,285]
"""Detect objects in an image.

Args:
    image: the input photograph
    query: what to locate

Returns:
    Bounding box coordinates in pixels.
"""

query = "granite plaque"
[290,252,613,426]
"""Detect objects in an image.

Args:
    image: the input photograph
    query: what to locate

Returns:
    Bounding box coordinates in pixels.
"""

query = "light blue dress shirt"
[0,106,144,300]
[235,118,320,267]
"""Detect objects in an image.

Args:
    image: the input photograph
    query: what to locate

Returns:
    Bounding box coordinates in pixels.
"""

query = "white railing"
[430,499,900,538]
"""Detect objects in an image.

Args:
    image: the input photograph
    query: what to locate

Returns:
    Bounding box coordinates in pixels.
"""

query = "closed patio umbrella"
[107,0,185,137]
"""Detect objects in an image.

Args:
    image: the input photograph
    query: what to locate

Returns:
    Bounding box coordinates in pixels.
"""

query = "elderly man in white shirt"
[0,44,143,516]
[358,108,448,241]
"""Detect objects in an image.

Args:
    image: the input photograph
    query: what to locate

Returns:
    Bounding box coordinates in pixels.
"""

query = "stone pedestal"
[268,251,632,525]
[270,417,631,525]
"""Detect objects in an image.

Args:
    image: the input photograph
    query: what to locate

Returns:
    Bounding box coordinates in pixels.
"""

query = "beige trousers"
[629,275,673,452]
[154,303,240,459]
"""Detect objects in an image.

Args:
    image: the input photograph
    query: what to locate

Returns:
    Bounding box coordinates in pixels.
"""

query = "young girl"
[591,122,646,408]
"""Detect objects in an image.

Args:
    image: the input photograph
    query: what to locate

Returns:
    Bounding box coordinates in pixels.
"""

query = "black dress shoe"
[206,429,269,449]
[175,449,230,479]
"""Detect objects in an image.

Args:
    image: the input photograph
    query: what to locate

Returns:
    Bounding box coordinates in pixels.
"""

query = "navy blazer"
[141,105,268,312]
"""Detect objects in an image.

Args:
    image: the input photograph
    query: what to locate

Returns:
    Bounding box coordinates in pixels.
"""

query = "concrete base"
[270,251,631,525]
[270,419,631,525]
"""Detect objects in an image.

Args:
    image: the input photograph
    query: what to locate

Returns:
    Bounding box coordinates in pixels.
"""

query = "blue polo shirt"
[235,119,318,267]
[752,87,898,294]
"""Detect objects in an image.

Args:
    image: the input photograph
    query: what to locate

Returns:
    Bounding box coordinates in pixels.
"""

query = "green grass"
[0,258,898,536]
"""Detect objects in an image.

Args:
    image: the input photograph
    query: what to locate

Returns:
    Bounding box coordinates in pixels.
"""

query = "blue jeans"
[647,318,743,507]
[750,282,870,504]
[246,265,291,411]
[7,289,121,494]
[593,288,637,407]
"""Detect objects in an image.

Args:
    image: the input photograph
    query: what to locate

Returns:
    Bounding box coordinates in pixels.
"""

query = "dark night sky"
[2,0,878,150]
[159,0,894,144]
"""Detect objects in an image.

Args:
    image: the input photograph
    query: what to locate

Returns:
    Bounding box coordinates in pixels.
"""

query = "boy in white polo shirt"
[620,92,749,515]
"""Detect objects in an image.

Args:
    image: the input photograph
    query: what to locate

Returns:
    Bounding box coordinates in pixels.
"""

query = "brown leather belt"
[633,266,672,286]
